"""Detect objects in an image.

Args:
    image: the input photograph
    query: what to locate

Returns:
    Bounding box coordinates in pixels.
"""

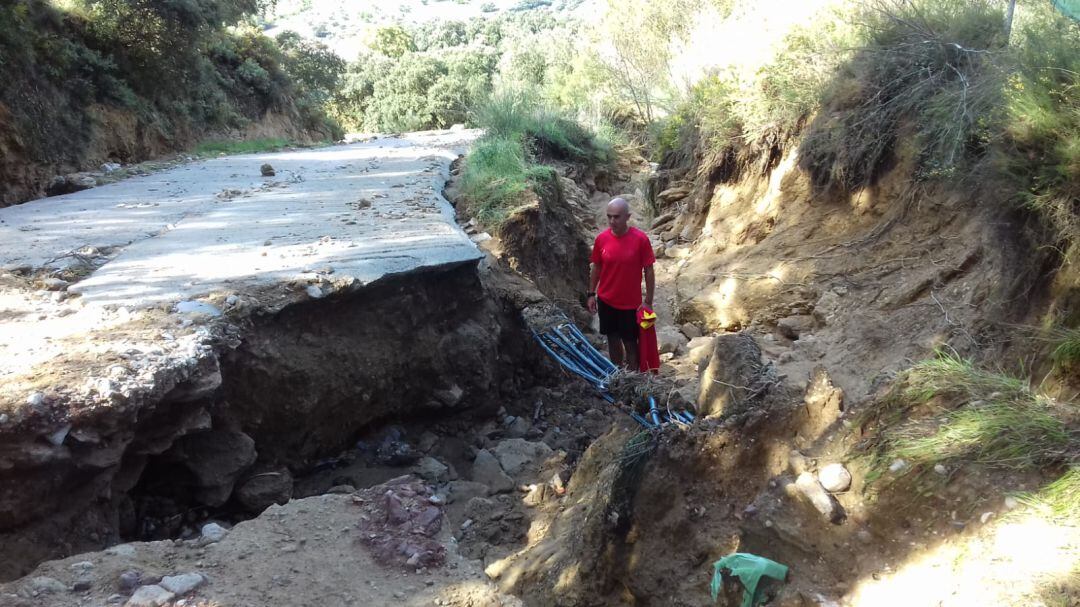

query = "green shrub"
[798,0,1006,191]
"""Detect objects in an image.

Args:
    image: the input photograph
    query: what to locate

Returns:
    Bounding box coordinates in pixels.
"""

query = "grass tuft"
[460,89,610,227]
[1017,467,1080,525]
[1052,329,1080,369]
[193,138,296,156]
[865,352,1077,477]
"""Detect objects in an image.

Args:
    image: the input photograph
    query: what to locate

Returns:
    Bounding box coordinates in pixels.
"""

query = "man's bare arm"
[587,263,601,313]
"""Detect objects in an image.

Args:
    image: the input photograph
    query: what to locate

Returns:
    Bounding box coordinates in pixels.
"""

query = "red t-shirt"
[590,227,655,310]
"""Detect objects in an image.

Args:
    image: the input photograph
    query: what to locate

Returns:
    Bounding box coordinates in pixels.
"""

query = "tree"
[372,25,416,58]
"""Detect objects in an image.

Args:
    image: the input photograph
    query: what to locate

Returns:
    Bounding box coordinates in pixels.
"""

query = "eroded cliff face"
[651,139,1049,408]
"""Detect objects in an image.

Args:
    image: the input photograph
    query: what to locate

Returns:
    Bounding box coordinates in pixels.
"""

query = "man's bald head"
[605,197,631,235]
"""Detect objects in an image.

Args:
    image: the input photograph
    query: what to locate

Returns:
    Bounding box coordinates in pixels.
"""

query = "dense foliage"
[0,0,340,177]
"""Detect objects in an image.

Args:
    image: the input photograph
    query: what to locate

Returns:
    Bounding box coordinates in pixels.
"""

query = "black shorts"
[598,298,638,342]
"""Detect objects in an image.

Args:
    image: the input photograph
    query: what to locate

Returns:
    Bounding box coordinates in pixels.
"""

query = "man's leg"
[624,337,639,371]
[607,337,625,367]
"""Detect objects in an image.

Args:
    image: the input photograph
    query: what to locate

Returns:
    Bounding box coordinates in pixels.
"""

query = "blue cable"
[549,330,611,379]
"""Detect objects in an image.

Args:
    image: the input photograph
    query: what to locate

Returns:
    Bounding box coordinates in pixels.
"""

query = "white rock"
[1004,496,1019,510]
[125,585,175,607]
[45,424,71,446]
[817,463,852,493]
[225,295,239,307]
[0,414,8,424]
[26,392,45,406]
[105,544,137,558]
[70,560,95,571]
[160,573,205,595]
[28,576,66,594]
[795,472,844,523]
[306,285,324,299]
[174,301,222,317]
[889,459,908,473]
[200,522,228,543]
[933,464,948,475]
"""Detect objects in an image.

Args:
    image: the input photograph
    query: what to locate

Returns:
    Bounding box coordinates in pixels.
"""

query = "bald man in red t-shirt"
[586,198,655,369]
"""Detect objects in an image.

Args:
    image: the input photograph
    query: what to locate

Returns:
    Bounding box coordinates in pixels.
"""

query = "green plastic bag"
[1053,0,1080,22]
[710,552,789,607]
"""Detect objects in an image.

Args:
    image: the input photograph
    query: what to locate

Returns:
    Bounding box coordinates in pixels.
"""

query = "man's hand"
[587,295,598,314]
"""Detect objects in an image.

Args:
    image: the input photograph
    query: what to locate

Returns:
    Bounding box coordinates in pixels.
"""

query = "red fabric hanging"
[637,306,660,373]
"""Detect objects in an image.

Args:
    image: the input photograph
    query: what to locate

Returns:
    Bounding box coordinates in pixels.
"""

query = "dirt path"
[0,490,521,607]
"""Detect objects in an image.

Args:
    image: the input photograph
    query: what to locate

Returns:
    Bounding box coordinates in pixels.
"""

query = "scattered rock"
[651,211,677,229]
[657,186,691,204]
[159,573,205,595]
[506,416,531,438]
[41,277,70,291]
[471,449,514,494]
[412,457,450,484]
[795,472,845,524]
[818,463,852,493]
[26,392,45,407]
[788,450,809,475]
[305,285,324,299]
[45,424,70,446]
[687,336,715,366]
[169,430,257,506]
[665,244,692,259]
[200,522,228,544]
[493,439,553,476]
[124,584,174,607]
[522,483,548,507]
[28,576,67,594]
[46,173,97,196]
[656,326,689,355]
[101,162,122,173]
[933,463,948,476]
[118,570,142,592]
[776,315,816,340]
[106,545,137,558]
[174,300,222,317]
[446,480,490,504]
[432,384,464,407]
[260,163,275,177]
[375,428,419,465]
[889,459,908,473]
[236,468,294,511]
[680,323,702,339]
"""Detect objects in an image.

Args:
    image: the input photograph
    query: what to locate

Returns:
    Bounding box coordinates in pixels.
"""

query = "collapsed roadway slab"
[0,129,534,579]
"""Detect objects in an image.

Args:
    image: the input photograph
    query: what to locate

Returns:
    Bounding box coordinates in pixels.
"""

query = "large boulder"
[493,439,553,477]
[656,326,689,355]
[167,430,256,507]
[235,467,293,511]
[471,449,514,494]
